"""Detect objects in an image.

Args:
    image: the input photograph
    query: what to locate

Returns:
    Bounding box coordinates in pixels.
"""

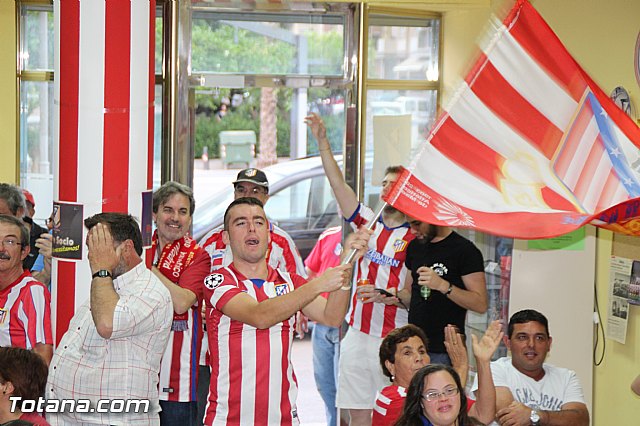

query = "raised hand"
[304,113,328,145]
[87,223,119,276]
[472,319,503,363]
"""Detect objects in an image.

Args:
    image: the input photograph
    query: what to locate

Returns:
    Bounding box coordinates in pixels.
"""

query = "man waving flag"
[385,0,640,238]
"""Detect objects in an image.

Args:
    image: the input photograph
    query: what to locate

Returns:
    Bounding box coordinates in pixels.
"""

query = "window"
[18,1,54,223]
[362,9,441,207]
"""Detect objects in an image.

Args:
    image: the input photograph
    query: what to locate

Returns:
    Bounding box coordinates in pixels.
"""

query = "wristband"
[445,282,453,296]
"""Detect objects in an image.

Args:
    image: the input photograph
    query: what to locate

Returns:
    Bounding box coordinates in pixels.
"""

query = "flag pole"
[341,201,387,266]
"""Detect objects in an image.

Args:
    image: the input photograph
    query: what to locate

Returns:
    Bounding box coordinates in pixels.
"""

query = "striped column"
[53,0,155,342]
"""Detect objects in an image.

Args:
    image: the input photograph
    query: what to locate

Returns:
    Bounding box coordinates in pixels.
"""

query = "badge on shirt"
[431,262,448,276]
[275,283,290,296]
[204,273,224,290]
[393,239,408,252]
[0,308,6,325]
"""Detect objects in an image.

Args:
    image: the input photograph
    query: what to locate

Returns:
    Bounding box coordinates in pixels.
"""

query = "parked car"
[192,154,378,261]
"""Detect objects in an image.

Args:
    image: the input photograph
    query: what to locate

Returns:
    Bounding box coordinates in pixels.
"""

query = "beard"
[383,203,399,215]
[112,257,127,279]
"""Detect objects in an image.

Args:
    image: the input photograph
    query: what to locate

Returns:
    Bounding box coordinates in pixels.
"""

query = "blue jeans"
[312,323,340,426]
[428,351,452,366]
[159,400,198,426]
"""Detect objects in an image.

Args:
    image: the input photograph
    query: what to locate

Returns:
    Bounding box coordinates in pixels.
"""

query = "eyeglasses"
[234,185,267,196]
[0,238,22,248]
[422,387,459,401]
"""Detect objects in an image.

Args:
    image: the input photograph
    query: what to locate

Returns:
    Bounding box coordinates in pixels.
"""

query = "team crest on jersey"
[0,308,6,325]
[333,243,343,257]
[430,262,448,276]
[274,283,290,296]
[204,273,224,290]
[393,239,408,252]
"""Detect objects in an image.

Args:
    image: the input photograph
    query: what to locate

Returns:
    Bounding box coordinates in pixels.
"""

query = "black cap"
[232,168,269,188]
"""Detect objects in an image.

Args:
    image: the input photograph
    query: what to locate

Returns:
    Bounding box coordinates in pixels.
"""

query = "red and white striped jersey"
[0,271,53,350]
[157,247,210,402]
[200,222,306,277]
[203,265,306,426]
[372,385,406,426]
[345,203,414,337]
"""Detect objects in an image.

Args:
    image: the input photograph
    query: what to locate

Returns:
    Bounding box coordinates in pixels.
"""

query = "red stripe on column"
[59,1,79,202]
[55,262,76,343]
[103,0,131,212]
[147,0,156,189]
[56,1,80,343]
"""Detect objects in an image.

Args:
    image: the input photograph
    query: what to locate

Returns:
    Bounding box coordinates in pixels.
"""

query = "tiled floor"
[291,336,329,426]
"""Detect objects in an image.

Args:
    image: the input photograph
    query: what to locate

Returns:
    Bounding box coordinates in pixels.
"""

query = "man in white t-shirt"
[471,309,589,426]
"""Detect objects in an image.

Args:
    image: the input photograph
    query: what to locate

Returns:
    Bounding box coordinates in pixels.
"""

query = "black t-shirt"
[405,231,484,353]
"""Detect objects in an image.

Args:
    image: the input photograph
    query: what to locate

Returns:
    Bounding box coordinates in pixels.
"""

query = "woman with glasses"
[392,321,502,426]
[395,364,484,426]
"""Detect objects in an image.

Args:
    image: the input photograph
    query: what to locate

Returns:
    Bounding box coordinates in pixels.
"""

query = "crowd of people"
[0,114,600,426]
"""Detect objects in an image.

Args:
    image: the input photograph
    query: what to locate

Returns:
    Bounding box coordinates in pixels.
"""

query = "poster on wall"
[607,256,630,344]
[52,202,84,261]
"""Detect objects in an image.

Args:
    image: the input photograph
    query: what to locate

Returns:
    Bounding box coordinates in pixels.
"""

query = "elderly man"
[0,214,53,365]
[0,184,52,286]
[471,309,589,426]
[47,213,173,425]
[203,197,370,425]
[150,181,211,425]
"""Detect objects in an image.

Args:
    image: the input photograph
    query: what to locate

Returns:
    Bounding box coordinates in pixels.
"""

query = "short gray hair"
[0,184,25,216]
[152,181,195,216]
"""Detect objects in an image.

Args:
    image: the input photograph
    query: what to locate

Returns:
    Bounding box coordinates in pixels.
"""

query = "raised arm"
[305,113,359,216]
[468,320,503,424]
[87,223,121,339]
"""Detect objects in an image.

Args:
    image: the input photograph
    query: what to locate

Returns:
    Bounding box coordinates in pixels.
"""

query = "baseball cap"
[232,168,269,188]
[22,189,35,207]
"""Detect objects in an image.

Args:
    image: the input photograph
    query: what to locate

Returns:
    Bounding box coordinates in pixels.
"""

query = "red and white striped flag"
[385,0,640,239]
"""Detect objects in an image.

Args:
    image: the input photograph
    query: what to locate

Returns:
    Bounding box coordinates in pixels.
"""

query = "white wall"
[509,225,596,414]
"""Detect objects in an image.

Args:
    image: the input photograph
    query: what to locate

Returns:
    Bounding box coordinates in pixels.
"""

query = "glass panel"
[153,84,163,190]
[155,15,163,75]
[266,178,311,221]
[20,81,54,224]
[363,88,437,206]
[194,87,346,163]
[367,16,439,81]
[21,7,54,71]
[191,13,345,75]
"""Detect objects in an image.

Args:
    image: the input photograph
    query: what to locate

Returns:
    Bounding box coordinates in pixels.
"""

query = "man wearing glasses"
[0,214,53,365]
